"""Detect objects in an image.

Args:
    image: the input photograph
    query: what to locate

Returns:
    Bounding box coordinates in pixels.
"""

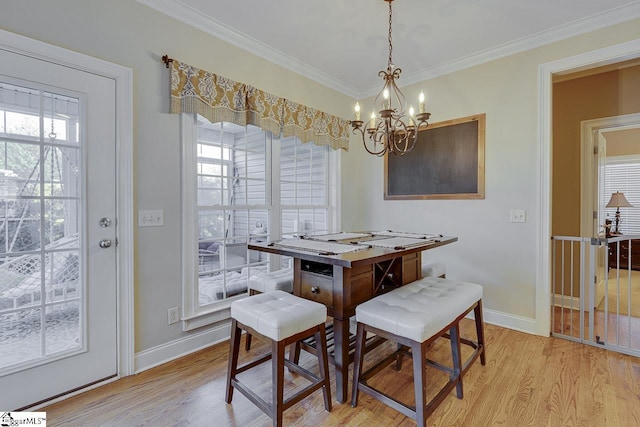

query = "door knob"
[99,238,112,248]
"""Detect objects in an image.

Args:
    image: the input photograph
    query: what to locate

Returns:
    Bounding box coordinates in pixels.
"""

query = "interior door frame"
[578,114,640,311]
[581,113,640,238]
[538,39,640,336]
[0,29,134,386]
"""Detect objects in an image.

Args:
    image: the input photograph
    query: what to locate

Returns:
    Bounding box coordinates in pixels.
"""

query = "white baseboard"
[469,307,538,335]
[134,321,231,374]
[552,293,582,309]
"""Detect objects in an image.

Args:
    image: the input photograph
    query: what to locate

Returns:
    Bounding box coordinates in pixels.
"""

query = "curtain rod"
[162,55,173,68]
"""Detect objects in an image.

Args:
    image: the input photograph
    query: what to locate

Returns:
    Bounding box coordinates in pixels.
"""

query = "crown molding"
[137,0,358,98]
[139,0,640,99]
[362,2,640,97]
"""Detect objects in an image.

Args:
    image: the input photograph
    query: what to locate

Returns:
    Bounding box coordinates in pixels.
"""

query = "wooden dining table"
[248,231,457,403]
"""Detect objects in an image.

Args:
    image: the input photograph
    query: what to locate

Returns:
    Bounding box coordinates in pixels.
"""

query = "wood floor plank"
[40,320,640,426]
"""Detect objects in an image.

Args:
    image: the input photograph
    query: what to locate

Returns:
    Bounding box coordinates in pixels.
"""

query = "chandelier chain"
[387,0,393,69]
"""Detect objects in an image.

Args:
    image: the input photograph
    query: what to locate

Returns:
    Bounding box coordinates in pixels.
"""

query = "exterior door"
[0,47,117,409]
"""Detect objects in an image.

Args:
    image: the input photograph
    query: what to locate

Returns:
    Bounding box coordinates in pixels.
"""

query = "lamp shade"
[606,191,634,208]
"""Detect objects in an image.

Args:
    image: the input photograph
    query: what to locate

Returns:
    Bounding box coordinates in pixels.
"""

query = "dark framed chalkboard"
[384,113,485,200]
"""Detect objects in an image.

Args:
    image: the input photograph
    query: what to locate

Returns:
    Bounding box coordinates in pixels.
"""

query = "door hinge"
[593,210,598,219]
[594,145,598,155]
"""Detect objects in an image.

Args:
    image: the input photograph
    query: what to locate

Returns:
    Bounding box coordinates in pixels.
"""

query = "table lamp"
[606,191,633,234]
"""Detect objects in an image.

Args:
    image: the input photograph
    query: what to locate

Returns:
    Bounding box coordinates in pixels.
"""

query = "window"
[181,115,337,328]
[602,156,640,234]
[280,137,329,238]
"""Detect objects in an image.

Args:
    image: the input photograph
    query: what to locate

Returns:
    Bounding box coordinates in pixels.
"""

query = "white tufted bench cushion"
[248,268,294,293]
[231,290,326,342]
[356,277,483,343]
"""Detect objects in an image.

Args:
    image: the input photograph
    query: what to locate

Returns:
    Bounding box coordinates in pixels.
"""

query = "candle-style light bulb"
[408,106,415,126]
[383,88,390,109]
[369,112,376,129]
[355,102,361,121]
[419,91,425,113]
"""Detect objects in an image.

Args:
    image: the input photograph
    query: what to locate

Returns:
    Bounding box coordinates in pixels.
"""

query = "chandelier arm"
[352,125,389,156]
[395,131,417,154]
[391,120,413,154]
[365,131,389,156]
[375,118,394,155]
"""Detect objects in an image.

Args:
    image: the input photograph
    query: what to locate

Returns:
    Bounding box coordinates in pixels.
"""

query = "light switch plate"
[138,210,164,227]
[510,209,526,223]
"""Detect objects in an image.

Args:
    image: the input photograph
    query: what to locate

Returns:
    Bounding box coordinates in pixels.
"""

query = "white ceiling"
[140,0,640,98]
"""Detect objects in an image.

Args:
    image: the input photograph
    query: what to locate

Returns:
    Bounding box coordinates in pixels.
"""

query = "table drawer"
[300,271,333,307]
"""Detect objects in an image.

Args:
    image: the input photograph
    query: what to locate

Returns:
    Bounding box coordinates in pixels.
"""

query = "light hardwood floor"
[553,305,640,350]
[42,319,640,426]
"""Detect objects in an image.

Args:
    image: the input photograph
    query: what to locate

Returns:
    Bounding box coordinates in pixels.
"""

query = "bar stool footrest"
[299,323,386,363]
[230,378,272,416]
[235,353,272,375]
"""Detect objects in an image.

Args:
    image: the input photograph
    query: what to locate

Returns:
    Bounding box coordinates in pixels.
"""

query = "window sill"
[181,296,245,331]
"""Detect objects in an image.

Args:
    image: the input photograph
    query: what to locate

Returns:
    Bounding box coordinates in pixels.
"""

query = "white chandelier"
[350,0,431,156]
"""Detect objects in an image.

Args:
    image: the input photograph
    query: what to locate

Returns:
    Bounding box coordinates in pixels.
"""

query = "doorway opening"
[542,41,640,353]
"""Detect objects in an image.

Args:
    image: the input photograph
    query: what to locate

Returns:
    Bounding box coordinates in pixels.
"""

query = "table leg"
[332,317,350,403]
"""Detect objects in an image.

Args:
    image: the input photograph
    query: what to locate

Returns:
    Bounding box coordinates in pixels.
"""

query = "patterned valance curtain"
[167,58,349,150]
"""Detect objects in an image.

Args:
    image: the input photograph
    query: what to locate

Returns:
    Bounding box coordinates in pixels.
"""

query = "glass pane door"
[0,83,82,372]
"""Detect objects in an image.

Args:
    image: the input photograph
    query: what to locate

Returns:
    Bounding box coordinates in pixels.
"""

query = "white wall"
[3,0,640,369]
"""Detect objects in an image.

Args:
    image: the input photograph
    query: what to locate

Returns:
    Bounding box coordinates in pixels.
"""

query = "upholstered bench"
[226,290,332,426]
[351,277,486,427]
[245,268,294,351]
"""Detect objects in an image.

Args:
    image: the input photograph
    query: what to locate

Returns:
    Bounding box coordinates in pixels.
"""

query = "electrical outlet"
[510,209,526,223]
[139,210,164,227]
[168,307,179,325]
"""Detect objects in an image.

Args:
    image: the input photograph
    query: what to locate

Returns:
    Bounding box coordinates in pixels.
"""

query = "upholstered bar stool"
[351,277,486,427]
[225,290,332,427]
[245,268,294,351]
